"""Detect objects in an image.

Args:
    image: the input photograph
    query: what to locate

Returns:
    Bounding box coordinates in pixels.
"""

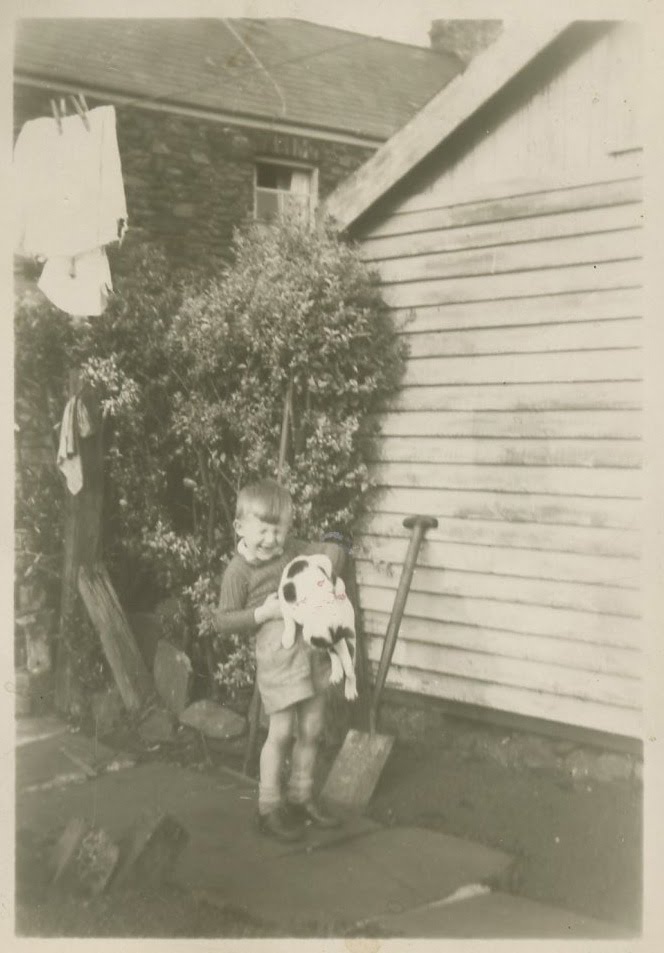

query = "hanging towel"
[14,105,127,260]
[57,397,83,495]
[38,246,113,317]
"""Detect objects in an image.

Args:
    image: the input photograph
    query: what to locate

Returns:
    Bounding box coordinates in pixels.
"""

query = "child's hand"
[254,592,283,624]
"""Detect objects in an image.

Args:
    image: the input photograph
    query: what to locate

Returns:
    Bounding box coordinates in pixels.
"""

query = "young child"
[213,478,346,842]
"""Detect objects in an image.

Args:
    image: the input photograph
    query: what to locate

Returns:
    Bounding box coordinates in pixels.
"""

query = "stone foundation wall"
[379,695,642,788]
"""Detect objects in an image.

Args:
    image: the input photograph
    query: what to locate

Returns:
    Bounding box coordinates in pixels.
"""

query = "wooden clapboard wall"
[352,24,643,738]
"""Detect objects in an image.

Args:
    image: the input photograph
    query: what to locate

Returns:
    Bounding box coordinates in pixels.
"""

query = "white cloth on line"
[14,104,127,260]
[57,397,83,496]
[38,246,113,317]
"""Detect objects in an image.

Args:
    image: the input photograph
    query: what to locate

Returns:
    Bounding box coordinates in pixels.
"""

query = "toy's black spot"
[286,559,308,578]
[282,581,297,603]
[331,626,354,646]
[311,636,330,649]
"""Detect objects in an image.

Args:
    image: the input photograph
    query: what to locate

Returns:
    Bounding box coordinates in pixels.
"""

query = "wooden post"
[55,370,87,714]
[56,369,154,716]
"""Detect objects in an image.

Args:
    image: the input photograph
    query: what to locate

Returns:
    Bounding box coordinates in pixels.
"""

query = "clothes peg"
[71,93,90,131]
[50,98,63,134]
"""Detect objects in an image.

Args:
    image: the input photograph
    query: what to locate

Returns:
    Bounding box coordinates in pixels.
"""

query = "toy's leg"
[281,616,297,649]
[328,650,344,684]
[336,638,357,700]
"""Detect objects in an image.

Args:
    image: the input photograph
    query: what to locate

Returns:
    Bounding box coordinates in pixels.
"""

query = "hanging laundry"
[57,396,83,495]
[38,246,113,318]
[14,104,127,260]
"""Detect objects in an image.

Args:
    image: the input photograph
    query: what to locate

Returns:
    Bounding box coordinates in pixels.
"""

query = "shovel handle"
[369,514,438,732]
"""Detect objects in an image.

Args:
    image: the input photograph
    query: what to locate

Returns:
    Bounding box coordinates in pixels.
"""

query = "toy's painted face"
[236,510,290,562]
[281,556,335,606]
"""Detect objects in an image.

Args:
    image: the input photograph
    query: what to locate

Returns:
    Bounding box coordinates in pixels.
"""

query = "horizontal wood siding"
[356,173,643,737]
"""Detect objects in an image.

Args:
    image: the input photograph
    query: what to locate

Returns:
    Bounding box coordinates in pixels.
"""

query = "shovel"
[320,514,438,813]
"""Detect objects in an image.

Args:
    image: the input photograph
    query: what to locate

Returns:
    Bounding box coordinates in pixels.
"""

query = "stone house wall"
[13,84,376,266]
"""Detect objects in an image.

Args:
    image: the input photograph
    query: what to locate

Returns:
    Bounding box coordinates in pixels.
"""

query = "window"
[254,161,317,223]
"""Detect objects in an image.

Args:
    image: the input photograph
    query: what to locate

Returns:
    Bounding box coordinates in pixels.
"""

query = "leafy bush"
[15,216,405,699]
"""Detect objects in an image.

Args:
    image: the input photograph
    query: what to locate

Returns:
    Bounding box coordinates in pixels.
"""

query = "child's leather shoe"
[286,800,341,829]
[256,806,305,842]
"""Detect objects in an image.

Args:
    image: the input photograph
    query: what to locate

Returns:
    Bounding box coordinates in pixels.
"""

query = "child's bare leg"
[287,693,325,805]
[259,707,295,816]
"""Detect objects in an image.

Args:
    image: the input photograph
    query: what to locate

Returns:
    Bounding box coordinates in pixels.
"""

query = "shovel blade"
[320,729,394,813]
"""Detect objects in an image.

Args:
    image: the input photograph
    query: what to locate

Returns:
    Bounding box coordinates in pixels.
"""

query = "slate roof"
[14,18,463,142]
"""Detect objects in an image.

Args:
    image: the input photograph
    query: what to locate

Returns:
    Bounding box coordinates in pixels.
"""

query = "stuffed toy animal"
[278,554,357,700]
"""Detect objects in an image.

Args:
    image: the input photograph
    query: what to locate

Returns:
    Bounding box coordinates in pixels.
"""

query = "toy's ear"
[281,581,297,603]
[308,553,333,578]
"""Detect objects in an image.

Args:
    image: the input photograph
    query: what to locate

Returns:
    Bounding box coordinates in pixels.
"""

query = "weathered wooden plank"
[375,230,641,286]
[381,260,641,309]
[359,511,640,558]
[389,288,642,334]
[363,177,642,239]
[359,587,641,648]
[376,409,641,439]
[360,203,643,261]
[403,318,641,359]
[362,614,640,675]
[355,559,641,617]
[398,349,641,386]
[356,534,639,588]
[371,486,639,530]
[369,462,641,498]
[384,381,643,413]
[363,637,640,708]
[374,665,641,737]
[324,20,571,229]
[370,436,642,468]
[78,565,154,714]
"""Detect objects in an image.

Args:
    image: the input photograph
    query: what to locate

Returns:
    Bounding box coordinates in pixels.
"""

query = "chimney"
[429,19,503,68]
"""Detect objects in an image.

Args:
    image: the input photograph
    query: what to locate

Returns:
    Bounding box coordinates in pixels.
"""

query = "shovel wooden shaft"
[369,514,438,732]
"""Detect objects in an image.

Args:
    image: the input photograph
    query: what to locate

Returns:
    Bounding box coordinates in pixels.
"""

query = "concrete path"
[15,716,630,938]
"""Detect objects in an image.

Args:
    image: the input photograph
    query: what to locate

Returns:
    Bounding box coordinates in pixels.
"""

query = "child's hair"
[235,479,293,525]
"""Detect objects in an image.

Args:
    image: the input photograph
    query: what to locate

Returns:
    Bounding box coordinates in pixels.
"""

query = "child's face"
[235,509,291,562]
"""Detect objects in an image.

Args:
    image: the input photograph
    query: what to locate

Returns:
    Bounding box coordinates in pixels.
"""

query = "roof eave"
[322,19,573,232]
[14,72,388,148]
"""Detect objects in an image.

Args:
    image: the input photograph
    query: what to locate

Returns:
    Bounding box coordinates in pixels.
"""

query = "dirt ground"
[15,727,642,938]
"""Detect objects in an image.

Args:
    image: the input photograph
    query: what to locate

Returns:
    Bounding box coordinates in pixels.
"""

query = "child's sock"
[286,767,314,805]
[258,781,282,816]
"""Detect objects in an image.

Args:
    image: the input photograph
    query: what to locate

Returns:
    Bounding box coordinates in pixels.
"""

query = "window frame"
[253,157,319,223]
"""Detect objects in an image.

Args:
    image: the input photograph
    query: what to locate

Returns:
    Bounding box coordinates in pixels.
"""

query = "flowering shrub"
[15,216,405,698]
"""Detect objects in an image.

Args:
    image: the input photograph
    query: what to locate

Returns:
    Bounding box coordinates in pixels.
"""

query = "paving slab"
[16,729,123,791]
[194,825,514,932]
[367,890,635,938]
[16,714,68,747]
[16,759,514,933]
[17,761,379,874]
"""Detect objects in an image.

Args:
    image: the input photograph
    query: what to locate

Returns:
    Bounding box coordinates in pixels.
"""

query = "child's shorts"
[255,619,331,715]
